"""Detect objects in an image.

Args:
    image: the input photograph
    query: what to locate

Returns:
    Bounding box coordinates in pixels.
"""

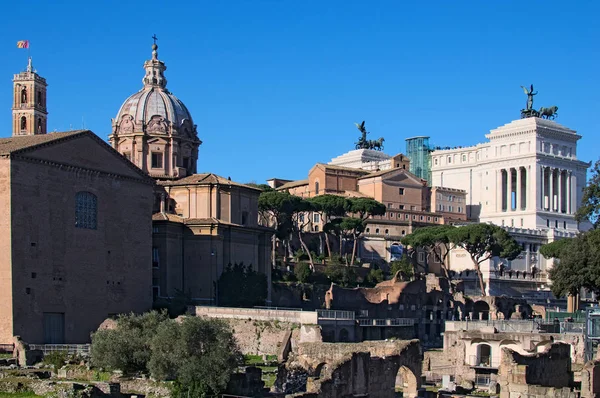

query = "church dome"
[111,42,199,139]
[115,88,194,133]
[109,41,201,180]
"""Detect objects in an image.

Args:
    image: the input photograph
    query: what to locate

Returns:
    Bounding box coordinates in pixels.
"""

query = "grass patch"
[0,353,13,360]
[243,354,277,365]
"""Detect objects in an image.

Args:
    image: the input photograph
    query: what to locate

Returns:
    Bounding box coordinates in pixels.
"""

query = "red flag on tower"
[17,40,29,49]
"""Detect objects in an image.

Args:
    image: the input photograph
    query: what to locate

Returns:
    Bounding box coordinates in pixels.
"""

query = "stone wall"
[276,340,422,398]
[192,305,318,324]
[498,343,576,398]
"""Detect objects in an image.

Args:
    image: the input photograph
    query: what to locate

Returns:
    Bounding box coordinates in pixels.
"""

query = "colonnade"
[539,166,575,214]
[496,166,576,214]
[497,167,528,212]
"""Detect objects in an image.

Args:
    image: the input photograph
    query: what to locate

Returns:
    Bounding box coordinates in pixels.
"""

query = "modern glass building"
[405,136,432,184]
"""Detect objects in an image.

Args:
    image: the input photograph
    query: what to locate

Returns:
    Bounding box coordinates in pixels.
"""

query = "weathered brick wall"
[221,318,300,356]
[498,343,576,398]
[284,340,422,398]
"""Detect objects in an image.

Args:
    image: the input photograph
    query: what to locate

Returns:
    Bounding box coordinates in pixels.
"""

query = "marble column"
[516,167,522,211]
[497,169,503,212]
[540,166,545,210]
[570,172,577,215]
[558,170,563,214]
[507,168,513,211]
[548,168,554,212]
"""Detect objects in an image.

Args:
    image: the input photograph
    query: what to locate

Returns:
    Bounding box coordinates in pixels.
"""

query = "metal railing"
[447,319,585,334]
[317,310,355,320]
[358,318,414,327]
[475,374,491,386]
[28,344,91,356]
[469,355,500,369]
[254,306,303,312]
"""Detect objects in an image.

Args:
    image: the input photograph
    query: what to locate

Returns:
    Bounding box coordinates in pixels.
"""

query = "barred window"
[75,192,97,229]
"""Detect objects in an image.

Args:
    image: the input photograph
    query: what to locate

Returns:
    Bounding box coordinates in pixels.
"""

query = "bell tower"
[12,57,48,136]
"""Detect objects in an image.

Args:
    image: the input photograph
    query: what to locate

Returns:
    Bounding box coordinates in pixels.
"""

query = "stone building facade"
[0,131,154,344]
[110,42,273,304]
[430,117,589,231]
[152,174,272,303]
[429,117,590,294]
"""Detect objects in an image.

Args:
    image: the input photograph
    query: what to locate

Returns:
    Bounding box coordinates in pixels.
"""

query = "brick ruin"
[498,343,577,398]
[273,340,422,398]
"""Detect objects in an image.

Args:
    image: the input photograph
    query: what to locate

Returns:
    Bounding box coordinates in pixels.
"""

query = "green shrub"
[43,350,68,369]
[366,268,385,286]
[149,317,242,397]
[294,262,313,283]
[218,263,268,307]
[91,311,168,374]
[324,264,358,287]
[390,259,414,279]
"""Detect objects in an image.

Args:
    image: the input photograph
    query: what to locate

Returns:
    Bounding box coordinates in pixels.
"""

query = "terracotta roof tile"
[277,179,309,190]
[158,173,261,190]
[0,131,88,155]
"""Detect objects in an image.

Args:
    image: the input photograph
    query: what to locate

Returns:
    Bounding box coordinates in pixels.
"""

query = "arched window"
[75,191,98,229]
[37,91,42,106]
[315,180,320,195]
[21,88,27,104]
[20,116,27,131]
[37,118,42,133]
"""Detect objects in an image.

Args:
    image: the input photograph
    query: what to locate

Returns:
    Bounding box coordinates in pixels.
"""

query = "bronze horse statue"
[538,106,558,120]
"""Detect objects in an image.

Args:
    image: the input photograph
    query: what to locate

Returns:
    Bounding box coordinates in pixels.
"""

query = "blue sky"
[1,1,598,183]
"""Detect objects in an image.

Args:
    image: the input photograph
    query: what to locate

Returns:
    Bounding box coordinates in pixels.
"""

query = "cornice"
[12,155,155,186]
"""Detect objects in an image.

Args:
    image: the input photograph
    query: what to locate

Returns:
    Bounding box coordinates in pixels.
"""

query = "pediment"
[381,170,423,186]
[23,132,150,181]
[147,137,169,145]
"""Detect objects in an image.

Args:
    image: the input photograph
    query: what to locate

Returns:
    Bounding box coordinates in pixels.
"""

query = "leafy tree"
[401,225,456,278]
[449,223,521,296]
[539,238,572,259]
[244,182,274,191]
[324,263,358,287]
[288,196,317,270]
[344,198,386,265]
[294,262,313,283]
[258,191,295,266]
[217,263,267,307]
[91,311,169,374]
[348,197,386,220]
[365,268,385,286]
[576,159,600,228]
[309,195,350,259]
[149,317,242,397]
[544,230,600,298]
[389,258,415,280]
[153,289,194,318]
[339,217,366,266]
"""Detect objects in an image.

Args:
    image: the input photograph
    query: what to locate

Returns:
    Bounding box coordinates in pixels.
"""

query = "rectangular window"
[418,252,425,263]
[388,203,393,208]
[399,188,405,195]
[410,206,416,210]
[314,225,319,232]
[313,213,320,223]
[449,206,453,212]
[399,205,405,210]
[152,247,160,268]
[151,152,163,168]
[299,214,305,222]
